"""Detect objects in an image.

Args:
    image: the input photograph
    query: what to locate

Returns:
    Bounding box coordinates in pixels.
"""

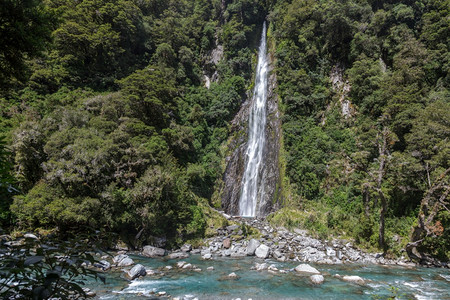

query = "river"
[87,254,450,299]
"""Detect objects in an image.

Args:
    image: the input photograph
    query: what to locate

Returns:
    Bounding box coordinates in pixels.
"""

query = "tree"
[12,121,46,192]
[0,136,16,227]
[361,118,398,251]
[119,66,178,129]
[404,96,450,261]
[0,0,52,87]
[49,0,148,87]
[406,167,450,262]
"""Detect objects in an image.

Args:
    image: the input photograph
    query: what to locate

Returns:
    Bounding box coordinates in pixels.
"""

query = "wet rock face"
[221,53,282,217]
[221,99,251,215]
[258,69,282,216]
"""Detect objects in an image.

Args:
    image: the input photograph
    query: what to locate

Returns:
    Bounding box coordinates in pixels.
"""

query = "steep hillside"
[269,0,449,261]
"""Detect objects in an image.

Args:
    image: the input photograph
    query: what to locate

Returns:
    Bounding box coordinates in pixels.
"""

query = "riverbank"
[165,212,450,269]
[110,212,448,270]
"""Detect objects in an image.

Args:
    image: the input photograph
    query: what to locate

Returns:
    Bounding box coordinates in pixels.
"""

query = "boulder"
[202,253,212,260]
[223,238,231,249]
[176,261,187,268]
[168,252,189,259]
[82,288,96,298]
[113,254,128,264]
[181,244,192,252]
[254,263,268,271]
[247,239,260,256]
[276,256,287,262]
[310,275,324,285]
[146,269,157,276]
[226,225,240,233]
[94,260,111,271]
[294,264,320,274]
[230,248,247,257]
[117,257,134,267]
[200,249,211,256]
[278,241,287,249]
[326,247,336,257]
[182,263,193,269]
[342,275,365,285]
[142,246,166,257]
[207,266,214,270]
[24,233,38,240]
[255,244,270,259]
[268,265,278,272]
[272,250,283,259]
[127,264,146,280]
[228,272,239,279]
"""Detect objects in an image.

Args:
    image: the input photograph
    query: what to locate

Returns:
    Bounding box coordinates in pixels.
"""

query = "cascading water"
[239,23,268,217]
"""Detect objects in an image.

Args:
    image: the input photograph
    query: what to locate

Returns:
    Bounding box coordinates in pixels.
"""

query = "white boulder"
[255,244,270,259]
[294,264,320,274]
[310,274,324,284]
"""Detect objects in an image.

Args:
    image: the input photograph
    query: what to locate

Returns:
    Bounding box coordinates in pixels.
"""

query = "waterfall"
[239,23,268,217]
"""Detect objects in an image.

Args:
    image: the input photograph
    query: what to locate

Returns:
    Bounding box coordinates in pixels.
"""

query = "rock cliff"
[221,55,282,217]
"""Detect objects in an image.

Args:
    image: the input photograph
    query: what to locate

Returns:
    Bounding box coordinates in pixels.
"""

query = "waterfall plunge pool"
[87,255,450,299]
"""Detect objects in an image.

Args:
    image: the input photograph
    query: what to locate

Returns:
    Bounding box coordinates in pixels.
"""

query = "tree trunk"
[363,186,370,217]
[406,167,450,261]
[378,190,387,251]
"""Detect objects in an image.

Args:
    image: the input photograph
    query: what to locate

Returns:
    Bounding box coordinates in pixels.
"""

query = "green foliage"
[0,235,104,299]
[0,0,53,87]
[118,66,177,129]
[272,0,450,255]
[0,136,16,227]
[48,0,148,87]
[186,205,207,237]
[11,182,101,229]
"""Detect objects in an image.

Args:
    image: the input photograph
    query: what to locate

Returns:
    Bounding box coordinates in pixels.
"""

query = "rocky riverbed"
[196,216,398,266]
[173,215,418,267]
[84,214,450,299]
[108,213,449,271]
[88,251,450,300]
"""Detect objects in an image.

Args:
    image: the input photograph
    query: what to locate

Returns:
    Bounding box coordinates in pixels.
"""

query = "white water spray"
[239,23,268,217]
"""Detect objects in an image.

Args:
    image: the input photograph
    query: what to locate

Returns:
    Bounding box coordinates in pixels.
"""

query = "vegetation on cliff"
[269,0,449,260]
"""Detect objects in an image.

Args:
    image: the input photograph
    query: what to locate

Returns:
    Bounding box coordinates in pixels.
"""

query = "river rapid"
[88,254,450,300]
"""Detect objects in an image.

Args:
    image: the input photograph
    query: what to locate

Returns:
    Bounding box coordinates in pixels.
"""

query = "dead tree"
[406,167,450,262]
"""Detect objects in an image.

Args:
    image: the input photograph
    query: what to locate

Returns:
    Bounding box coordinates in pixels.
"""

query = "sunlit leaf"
[24,256,44,266]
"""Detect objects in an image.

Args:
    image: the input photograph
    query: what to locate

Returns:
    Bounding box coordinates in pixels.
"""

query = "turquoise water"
[88,255,450,299]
